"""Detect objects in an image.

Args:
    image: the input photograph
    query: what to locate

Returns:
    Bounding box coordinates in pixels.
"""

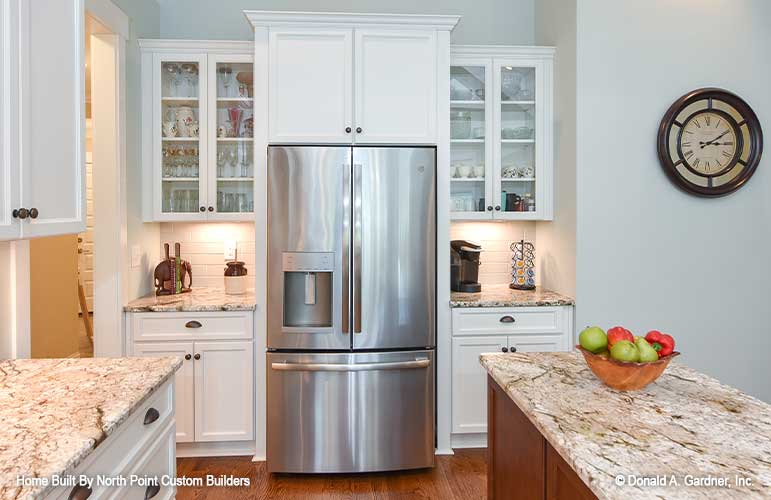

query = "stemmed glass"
[164,63,180,97]
[180,63,198,97]
[219,66,233,97]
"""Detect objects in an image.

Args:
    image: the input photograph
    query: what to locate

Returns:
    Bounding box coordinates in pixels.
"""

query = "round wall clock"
[657,88,763,197]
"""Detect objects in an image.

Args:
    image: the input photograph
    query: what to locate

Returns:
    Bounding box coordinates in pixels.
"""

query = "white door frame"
[85,0,128,357]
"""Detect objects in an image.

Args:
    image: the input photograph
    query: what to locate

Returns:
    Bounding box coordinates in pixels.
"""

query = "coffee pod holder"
[510,239,535,290]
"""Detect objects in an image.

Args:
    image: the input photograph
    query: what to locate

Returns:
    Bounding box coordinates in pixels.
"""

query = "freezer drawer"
[267,350,435,473]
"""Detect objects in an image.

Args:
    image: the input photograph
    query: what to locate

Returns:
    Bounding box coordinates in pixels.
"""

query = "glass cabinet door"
[497,63,537,215]
[209,58,254,219]
[159,55,207,218]
[450,62,492,219]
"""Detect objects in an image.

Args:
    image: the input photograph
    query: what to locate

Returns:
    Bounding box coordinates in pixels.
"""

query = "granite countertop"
[124,287,256,312]
[450,284,574,308]
[480,352,771,499]
[0,357,182,500]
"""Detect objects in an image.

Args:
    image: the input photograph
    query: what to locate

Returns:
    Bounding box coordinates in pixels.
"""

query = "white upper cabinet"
[450,46,554,221]
[354,30,436,143]
[269,29,353,143]
[246,11,459,146]
[1,0,85,241]
[0,0,17,240]
[140,41,255,222]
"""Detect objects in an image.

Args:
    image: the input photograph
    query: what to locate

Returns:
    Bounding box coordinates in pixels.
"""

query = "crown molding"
[138,39,253,54]
[243,11,461,31]
[451,45,556,58]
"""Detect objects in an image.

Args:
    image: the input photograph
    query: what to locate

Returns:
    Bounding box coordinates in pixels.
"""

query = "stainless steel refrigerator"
[266,146,436,473]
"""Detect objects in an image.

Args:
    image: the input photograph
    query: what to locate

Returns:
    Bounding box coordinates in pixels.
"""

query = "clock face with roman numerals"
[658,88,763,197]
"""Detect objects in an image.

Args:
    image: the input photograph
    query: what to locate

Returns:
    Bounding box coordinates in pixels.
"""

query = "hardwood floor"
[176,449,486,500]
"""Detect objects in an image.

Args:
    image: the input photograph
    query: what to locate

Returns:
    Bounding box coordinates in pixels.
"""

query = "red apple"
[607,326,634,348]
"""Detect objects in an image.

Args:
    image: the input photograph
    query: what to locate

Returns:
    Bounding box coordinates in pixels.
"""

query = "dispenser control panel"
[282,252,334,272]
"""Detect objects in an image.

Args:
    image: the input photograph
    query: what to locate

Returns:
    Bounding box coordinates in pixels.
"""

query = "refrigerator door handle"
[342,162,351,335]
[271,358,430,372]
[352,162,362,334]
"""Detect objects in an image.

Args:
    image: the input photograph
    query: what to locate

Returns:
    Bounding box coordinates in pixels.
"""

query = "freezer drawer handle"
[271,359,430,372]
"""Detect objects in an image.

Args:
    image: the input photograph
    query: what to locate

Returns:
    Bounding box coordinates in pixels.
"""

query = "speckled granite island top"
[124,287,256,312]
[450,284,574,307]
[0,357,182,500]
[480,352,771,499]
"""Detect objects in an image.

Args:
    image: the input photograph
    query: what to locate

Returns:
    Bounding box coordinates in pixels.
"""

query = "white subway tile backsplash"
[450,221,538,286]
[159,222,255,287]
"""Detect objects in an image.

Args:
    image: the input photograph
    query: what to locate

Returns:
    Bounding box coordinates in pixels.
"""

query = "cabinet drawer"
[131,312,253,341]
[452,307,565,336]
[113,421,176,500]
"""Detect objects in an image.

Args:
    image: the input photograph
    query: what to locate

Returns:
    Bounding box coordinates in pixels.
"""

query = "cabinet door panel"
[354,30,436,144]
[133,342,195,443]
[21,0,85,238]
[452,336,507,434]
[194,341,253,442]
[269,29,352,143]
[154,53,208,221]
[207,54,255,221]
[0,0,19,240]
[507,334,563,354]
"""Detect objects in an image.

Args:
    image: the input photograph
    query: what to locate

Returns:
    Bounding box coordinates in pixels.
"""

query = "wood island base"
[487,375,598,500]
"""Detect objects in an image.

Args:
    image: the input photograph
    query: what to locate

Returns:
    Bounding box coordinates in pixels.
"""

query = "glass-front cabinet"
[141,41,255,222]
[450,47,554,221]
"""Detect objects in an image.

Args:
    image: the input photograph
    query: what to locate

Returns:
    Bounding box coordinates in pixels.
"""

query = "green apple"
[579,326,607,354]
[610,340,640,362]
[635,337,659,363]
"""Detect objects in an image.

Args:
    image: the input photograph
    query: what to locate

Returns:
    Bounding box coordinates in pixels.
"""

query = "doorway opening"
[28,8,125,358]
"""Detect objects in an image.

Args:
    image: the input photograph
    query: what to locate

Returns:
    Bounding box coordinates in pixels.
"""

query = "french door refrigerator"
[266,146,436,473]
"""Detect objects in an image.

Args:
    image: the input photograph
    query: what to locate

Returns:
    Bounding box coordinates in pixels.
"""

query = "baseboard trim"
[177,441,256,458]
[451,433,487,449]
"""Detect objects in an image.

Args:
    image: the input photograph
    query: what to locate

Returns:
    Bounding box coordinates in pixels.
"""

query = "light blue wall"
[157,0,535,45]
[576,0,771,402]
[111,0,161,298]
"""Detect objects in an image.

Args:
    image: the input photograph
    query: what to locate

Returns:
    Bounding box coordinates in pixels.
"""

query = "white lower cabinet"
[194,341,253,442]
[452,336,507,434]
[128,311,254,449]
[450,305,573,445]
[133,342,195,443]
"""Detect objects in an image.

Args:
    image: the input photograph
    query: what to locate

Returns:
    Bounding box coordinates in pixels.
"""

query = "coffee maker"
[450,240,482,293]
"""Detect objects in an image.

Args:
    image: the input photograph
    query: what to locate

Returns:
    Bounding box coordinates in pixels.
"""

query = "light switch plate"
[224,240,237,260]
[131,245,142,268]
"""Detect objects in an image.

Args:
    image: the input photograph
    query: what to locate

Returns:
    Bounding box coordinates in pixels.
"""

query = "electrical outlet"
[131,245,142,268]
[224,240,237,261]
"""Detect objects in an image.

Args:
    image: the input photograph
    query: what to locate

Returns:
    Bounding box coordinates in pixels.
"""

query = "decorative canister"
[224,260,248,295]
[510,239,536,290]
[175,106,196,137]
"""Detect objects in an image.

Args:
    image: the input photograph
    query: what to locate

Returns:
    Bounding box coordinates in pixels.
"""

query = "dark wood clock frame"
[657,88,763,197]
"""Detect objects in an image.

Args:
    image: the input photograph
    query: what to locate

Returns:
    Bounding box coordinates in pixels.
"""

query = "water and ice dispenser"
[282,252,334,330]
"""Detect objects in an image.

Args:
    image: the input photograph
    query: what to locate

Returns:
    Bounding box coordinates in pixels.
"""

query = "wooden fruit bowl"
[576,346,680,391]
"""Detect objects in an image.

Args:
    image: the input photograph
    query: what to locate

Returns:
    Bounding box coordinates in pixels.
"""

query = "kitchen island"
[480,352,771,499]
[0,356,181,499]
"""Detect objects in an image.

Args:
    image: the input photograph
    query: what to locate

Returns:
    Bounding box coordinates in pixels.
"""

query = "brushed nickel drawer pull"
[185,320,202,329]
[144,407,160,425]
[68,485,92,500]
[145,483,161,499]
[500,315,515,323]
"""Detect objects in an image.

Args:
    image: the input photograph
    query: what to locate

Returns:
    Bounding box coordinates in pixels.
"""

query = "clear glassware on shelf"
[164,63,180,97]
[219,65,233,98]
[180,63,198,98]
